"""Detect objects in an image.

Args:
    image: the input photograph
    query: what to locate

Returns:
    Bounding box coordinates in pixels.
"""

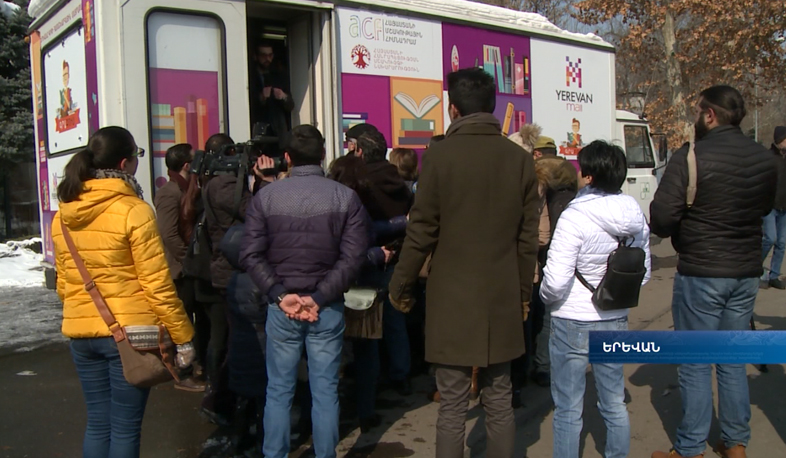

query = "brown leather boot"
[651,450,704,458]
[713,441,746,458]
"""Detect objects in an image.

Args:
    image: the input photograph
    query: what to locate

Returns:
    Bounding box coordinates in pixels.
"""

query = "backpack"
[575,236,647,311]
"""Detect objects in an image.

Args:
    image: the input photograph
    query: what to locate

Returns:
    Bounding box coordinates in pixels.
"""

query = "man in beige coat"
[389,68,540,458]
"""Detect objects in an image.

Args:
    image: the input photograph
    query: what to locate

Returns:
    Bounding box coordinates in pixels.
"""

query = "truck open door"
[616,110,659,220]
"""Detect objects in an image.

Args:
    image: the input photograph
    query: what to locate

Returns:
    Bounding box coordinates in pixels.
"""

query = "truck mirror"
[658,136,668,162]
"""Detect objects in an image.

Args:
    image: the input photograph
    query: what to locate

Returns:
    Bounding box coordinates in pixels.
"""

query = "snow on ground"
[0,238,45,288]
[0,286,64,353]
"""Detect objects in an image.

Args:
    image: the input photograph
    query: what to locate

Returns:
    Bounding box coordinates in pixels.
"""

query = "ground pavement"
[1,238,785,457]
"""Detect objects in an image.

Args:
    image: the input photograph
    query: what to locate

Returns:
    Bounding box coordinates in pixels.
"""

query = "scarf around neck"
[93,169,144,199]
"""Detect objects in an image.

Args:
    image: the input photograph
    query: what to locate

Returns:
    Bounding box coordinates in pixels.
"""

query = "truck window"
[146,11,226,191]
[623,125,655,168]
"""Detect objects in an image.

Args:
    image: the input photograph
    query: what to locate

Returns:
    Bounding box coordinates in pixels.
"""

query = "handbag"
[344,288,383,339]
[60,220,180,388]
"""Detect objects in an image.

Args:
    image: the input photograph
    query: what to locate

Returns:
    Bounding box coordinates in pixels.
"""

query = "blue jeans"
[550,317,630,458]
[671,274,757,456]
[70,337,151,458]
[762,210,786,280]
[263,302,345,458]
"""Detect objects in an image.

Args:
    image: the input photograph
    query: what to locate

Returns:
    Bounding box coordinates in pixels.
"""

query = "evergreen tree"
[0,0,33,176]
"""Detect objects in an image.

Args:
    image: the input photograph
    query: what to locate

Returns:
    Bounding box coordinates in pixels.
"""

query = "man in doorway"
[650,86,777,458]
[761,126,786,289]
[389,68,540,458]
[250,41,294,138]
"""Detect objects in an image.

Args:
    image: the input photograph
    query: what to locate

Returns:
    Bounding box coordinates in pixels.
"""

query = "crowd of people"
[51,64,783,458]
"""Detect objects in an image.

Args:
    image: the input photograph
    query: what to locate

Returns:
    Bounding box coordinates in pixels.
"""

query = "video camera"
[190,123,287,178]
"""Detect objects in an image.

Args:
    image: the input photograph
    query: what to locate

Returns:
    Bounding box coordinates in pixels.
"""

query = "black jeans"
[175,276,210,368]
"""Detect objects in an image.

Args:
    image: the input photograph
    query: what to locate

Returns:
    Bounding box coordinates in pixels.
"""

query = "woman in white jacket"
[540,140,651,458]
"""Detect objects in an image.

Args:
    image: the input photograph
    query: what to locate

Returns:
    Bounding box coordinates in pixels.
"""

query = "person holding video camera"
[199,133,277,426]
[251,41,294,138]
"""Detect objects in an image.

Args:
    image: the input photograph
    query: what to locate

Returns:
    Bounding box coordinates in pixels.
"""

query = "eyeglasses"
[132,147,145,158]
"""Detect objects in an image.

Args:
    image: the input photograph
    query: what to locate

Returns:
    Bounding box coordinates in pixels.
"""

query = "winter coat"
[389,112,540,368]
[221,224,267,398]
[533,156,579,282]
[204,173,252,290]
[364,161,413,222]
[239,165,369,307]
[52,178,194,344]
[650,125,776,278]
[540,187,651,322]
[154,180,187,279]
[771,144,786,211]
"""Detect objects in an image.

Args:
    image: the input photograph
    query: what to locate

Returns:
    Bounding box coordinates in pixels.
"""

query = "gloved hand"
[175,341,196,369]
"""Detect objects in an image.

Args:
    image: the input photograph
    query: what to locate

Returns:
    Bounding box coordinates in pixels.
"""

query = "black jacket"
[650,125,777,278]
[771,144,786,211]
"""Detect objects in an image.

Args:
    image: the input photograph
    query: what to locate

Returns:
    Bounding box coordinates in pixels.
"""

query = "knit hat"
[346,123,378,141]
[775,126,786,145]
[534,136,557,150]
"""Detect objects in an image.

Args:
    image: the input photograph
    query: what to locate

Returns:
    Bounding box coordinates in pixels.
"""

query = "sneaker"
[759,280,770,289]
[175,378,206,393]
[769,278,786,289]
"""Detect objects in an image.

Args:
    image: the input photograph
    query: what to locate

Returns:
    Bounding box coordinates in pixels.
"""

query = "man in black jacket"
[650,86,777,458]
[761,126,786,289]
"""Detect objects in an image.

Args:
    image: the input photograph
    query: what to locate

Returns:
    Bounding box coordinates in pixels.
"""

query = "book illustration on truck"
[394,92,441,148]
[56,60,80,133]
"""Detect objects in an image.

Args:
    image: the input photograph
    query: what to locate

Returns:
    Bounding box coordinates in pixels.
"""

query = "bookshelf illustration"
[481,45,529,96]
[394,92,440,147]
[151,98,209,157]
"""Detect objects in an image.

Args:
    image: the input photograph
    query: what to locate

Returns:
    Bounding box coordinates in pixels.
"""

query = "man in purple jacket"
[239,125,368,458]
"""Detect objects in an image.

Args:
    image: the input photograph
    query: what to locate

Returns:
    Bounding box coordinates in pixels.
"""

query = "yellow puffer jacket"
[52,178,194,344]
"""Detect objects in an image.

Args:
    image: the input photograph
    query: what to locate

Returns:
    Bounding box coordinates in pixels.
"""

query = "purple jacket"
[239,165,369,306]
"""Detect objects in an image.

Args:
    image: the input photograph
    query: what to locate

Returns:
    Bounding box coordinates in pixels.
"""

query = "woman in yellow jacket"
[52,126,195,458]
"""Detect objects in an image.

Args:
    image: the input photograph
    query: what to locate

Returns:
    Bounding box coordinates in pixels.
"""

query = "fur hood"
[535,156,578,193]
[508,124,542,153]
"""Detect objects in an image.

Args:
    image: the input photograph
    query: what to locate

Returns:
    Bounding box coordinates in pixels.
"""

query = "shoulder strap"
[686,142,697,208]
[574,270,596,293]
[232,172,245,222]
[59,219,126,343]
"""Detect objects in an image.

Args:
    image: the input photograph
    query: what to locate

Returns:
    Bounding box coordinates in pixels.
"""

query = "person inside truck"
[250,41,294,138]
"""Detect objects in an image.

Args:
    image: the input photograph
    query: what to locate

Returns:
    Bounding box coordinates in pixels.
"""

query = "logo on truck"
[565,56,582,88]
[351,45,371,69]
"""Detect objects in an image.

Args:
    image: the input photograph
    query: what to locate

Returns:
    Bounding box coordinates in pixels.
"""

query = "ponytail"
[57,149,95,203]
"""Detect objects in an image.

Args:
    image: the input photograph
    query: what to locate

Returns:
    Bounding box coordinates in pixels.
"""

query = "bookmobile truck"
[27,0,663,288]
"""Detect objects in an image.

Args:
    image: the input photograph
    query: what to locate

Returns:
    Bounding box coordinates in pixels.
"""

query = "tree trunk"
[661,12,692,142]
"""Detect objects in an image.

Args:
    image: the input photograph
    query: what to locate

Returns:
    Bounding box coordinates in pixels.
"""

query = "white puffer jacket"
[540,187,651,321]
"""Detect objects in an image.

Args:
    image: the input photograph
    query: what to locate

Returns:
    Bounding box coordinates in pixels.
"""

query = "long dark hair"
[57,127,136,203]
[328,155,372,208]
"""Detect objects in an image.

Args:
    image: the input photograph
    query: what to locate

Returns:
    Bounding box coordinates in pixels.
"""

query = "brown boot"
[713,441,746,458]
[651,450,704,458]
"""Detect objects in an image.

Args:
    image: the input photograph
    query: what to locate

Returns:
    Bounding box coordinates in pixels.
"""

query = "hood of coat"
[570,187,647,239]
[366,161,410,202]
[59,178,137,229]
[535,156,578,193]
